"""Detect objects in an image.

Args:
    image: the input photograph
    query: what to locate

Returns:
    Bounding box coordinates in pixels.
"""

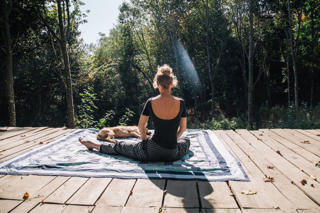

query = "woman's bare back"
[151,95,181,120]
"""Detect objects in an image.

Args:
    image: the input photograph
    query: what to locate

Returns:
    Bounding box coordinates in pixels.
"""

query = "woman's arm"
[177,117,187,139]
[138,115,150,140]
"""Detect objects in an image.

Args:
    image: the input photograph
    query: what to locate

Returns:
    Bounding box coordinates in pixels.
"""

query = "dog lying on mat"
[97,126,151,142]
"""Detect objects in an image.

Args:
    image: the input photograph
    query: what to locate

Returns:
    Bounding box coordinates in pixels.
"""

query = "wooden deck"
[0,127,320,213]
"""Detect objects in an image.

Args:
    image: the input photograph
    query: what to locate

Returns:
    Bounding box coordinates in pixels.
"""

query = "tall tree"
[39,0,75,128]
[1,0,16,126]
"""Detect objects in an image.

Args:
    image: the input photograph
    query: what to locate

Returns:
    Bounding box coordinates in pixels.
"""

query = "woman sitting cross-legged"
[79,64,190,161]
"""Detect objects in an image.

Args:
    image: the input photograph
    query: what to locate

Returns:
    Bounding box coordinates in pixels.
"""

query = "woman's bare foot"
[79,137,95,151]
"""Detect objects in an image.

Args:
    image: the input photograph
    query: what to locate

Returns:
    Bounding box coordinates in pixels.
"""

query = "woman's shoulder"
[173,96,185,102]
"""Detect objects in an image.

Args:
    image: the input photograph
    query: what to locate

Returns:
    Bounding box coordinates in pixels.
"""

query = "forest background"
[1,0,320,130]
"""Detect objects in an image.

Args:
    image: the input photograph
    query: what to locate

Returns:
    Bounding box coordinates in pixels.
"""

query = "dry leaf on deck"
[301,141,310,144]
[267,166,274,169]
[39,142,43,144]
[263,177,274,182]
[23,192,29,199]
[241,190,257,195]
[301,179,307,185]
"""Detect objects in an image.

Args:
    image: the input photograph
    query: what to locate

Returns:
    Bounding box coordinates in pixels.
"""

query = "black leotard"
[141,98,187,149]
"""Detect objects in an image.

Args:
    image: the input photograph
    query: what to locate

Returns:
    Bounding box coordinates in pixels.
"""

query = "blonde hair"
[153,64,178,89]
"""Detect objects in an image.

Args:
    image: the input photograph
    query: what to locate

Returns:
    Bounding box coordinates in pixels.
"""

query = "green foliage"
[118,108,135,126]
[187,114,247,130]
[75,87,98,128]
[259,102,320,129]
[96,110,116,129]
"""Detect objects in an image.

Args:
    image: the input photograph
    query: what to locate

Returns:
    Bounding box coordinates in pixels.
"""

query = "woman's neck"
[159,89,171,97]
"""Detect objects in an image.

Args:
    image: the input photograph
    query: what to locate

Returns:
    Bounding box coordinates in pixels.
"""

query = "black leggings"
[100,137,190,162]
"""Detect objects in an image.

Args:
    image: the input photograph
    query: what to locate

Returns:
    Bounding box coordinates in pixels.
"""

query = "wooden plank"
[305,129,320,137]
[295,129,320,142]
[202,210,241,213]
[0,129,73,163]
[0,175,55,199]
[163,180,199,208]
[66,177,112,205]
[45,177,88,204]
[0,199,22,213]
[251,130,320,180]
[121,207,159,213]
[0,175,29,194]
[235,129,320,206]
[297,210,319,213]
[218,130,318,210]
[0,126,18,131]
[0,127,34,140]
[269,129,320,157]
[258,129,320,163]
[0,127,65,152]
[283,129,320,145]
[162,208,199,213]
[198,181,238,209]
[92,206,123,213]
[63,205,94,213]
[11,176,70,213]
[0,127,48,146]
[126,179,165,208]
[29,203,66,213]
[95,179,136,207]
[242,210,283,213]
[215,131,288,210]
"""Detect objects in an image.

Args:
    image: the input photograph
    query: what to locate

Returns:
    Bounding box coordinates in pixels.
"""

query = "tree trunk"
[286,41,290,107]
[1,0,16,126]
[287,0,301,112]
[206,0,214,119]
[248,0,254,129]
[57,0,75,128]
[310,10,315,107]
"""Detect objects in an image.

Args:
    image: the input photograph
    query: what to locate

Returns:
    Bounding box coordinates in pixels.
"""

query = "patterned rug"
[0,129,249,181]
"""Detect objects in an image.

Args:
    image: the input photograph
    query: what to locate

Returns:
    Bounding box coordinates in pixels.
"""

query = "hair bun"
[161,70,171,76]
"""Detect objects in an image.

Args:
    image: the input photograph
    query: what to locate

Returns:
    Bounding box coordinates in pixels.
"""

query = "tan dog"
[97,126,151,142]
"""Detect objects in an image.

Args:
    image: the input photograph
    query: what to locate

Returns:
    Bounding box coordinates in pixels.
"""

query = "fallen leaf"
[301,179,307,185]
[2,150,5,152]
[301,141,310,144]
[257,138,262,141]
[263,177,274,182]
[23,192,29,199]
[41,199,45,204]
[311,184,314,187]
[311,175,316,180]
[241,190,257,195]
[259,134,263,136]
[39,142,43,144]
[316,134,320,136]
[276,150,282,156]
[267,166,274,169]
